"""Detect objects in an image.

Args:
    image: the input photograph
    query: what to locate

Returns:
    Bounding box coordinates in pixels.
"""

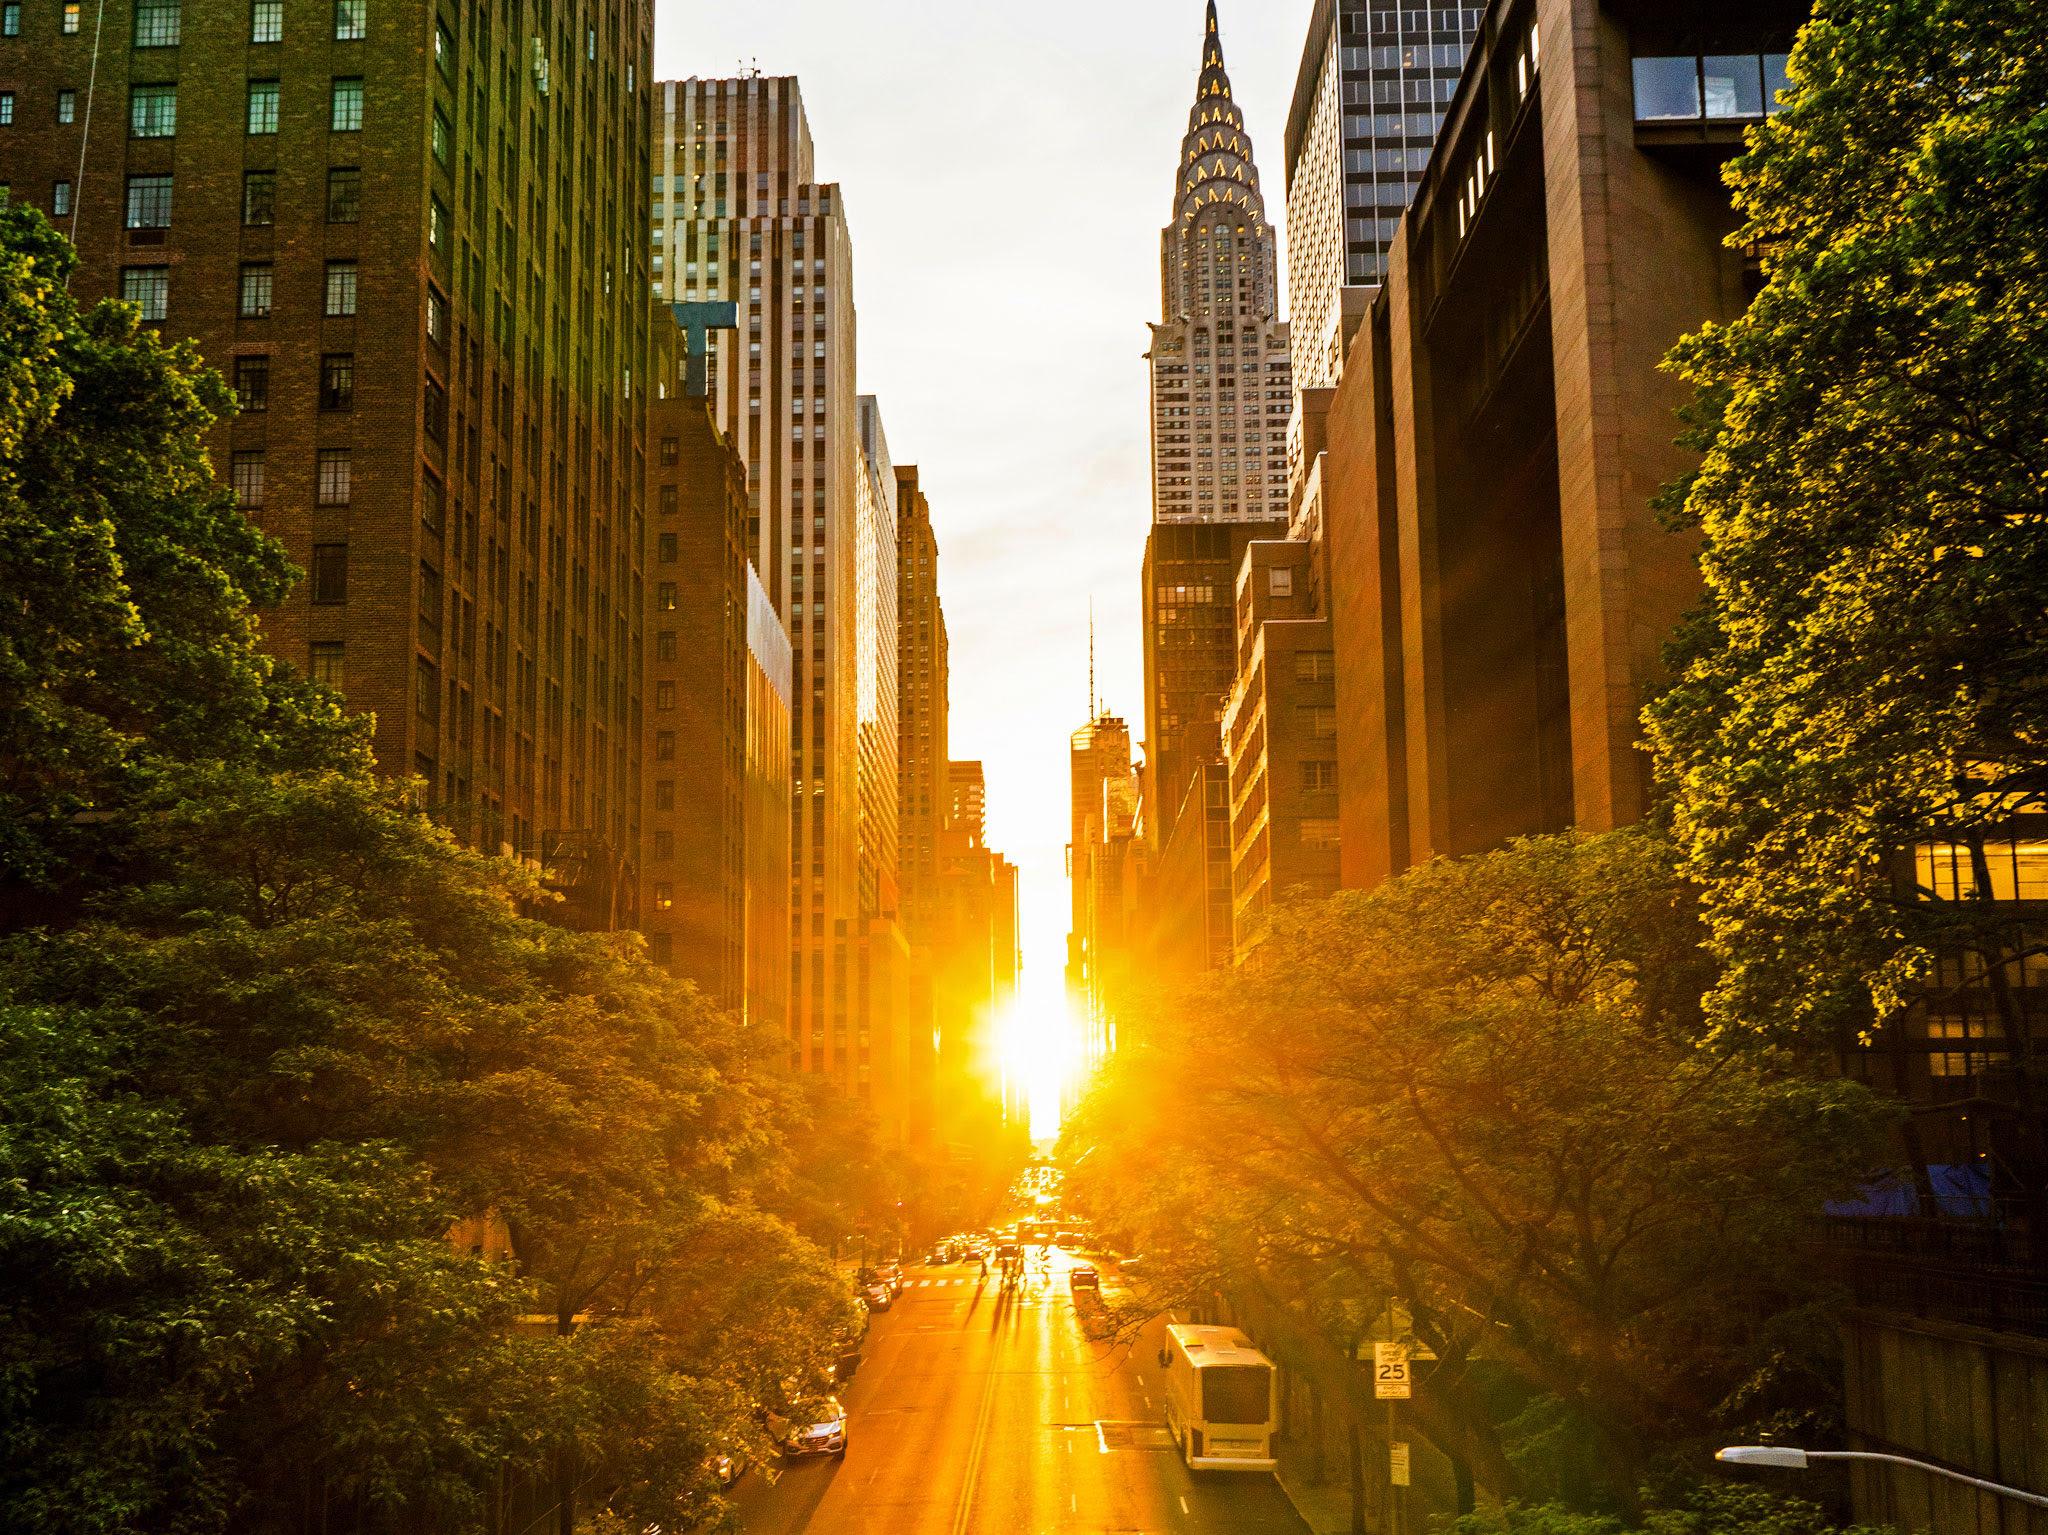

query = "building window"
[132,0,178,47]
[243,170,276,226]
[51,181,71,216]
[56,89,76,124]
[659,436,679,466]
[250,0,280,42]
[309,543,348,604]
[230,450,265,509]
[652,830,673,860]
[658,485,677,517]
[130,83,176,137]
[1,2,19,35]
[236,263,272,317]
[119,266,168,321]
[62,3,81,32]
[1631,56,1701,122]
[654,780,675,811]
[246,80,279,135]
[430,106,451,166]
[657,583,677,612]
[656,631,677,661]
[315,448,351,506]
[0,93,12,126]
[656,533,676,564]
[652,882,674,912]
[319,352,354,410]
[427,192,446,248]
[1267,567,1293,598]
[330,77,363,132]
[426,285,447,346]
[309,641,344,689]
[333,0,365,40]
[1301,818,1341,848]
[433,18,453,74]
[326,166,360,223]
[654,732,675,763]
[1301,705,1338,739]
[1302,760,1337,792]
[324,260,357,316]
[423,376,446,441]
[655,682,675,712]
[108,163,174,233]
[233,354,270,412]
[1294,650,1336,683]
[421,469,443,535]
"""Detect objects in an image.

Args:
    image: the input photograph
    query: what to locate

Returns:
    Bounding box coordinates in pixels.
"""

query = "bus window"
[1203,1365,1271,1425]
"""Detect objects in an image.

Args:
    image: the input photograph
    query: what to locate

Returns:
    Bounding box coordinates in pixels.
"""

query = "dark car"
[1069,1265,1100,1292]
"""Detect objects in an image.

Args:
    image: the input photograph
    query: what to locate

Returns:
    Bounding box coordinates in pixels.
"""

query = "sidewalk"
[1276,1436,1362,1535]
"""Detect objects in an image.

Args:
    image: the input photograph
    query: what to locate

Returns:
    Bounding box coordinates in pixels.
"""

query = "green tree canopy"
[1644,0,2048,1046]
[1065,832,1891,1512]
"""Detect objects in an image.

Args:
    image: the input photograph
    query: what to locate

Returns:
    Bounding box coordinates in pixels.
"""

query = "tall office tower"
[644,335,791,1034]
[1142,519,1284,853]
[1068,713,1140,1058]
[1284,0,1479,391]
[948,761,988,845]
[855,397,901,921]
[896,467,949,949]
[5,0,655,918]
[1148,1,1293,527]
[654,77,860,1077]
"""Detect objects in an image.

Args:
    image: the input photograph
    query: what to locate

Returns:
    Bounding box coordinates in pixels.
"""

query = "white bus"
[1159,1324,1279,1472]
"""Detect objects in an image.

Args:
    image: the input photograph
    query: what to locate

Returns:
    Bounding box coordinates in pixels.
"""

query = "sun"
[996,981,1084,1142]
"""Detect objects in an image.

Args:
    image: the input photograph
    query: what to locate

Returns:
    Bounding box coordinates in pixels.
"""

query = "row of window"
[229,446,352,510]
[126,0,367,49]
[127,76,364,139]
[223,350,355,412]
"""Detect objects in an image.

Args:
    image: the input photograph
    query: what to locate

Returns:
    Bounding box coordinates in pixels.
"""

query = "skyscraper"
[654,77,860,1081]
[1148,0,1294,528]
[1284,1,1479,392]
[896,467,950,951]
[855,397,901,924]
[3,0,655,915]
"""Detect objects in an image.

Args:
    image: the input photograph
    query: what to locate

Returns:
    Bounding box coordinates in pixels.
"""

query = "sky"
[655,0,1317,1004]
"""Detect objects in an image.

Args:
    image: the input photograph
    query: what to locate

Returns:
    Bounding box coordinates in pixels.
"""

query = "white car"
[780,1397,848,1458]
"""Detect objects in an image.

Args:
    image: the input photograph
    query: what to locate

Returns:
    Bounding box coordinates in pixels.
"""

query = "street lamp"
[1716,1447,2048,1510]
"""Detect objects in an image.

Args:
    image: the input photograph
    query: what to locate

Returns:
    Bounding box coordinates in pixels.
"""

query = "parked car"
[778,1398,849,1458]
[863,1282,893,1313]
[706,1449,749,1488]
[876,1262,904,1296]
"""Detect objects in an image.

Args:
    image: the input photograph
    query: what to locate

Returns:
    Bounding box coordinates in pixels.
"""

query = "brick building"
[0,0,654,923]
[642,367,790,1033]
[1324,0,1794,881]
[1221,541,1339,957]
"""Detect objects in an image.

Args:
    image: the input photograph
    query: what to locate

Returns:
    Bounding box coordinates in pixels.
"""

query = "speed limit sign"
[1374,1341,1412,1400]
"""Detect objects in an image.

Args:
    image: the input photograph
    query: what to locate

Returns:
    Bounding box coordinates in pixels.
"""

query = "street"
[730,1251,1308,1535]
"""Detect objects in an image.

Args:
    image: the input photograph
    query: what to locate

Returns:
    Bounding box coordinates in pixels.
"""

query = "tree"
[1064,831,1892,1514]
[0,206,852,1532]
[1644,0,2048,1081]
[0,205,358,909]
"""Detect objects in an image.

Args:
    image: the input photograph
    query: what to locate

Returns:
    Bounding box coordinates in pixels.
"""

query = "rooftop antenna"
[1088,600,1097,721]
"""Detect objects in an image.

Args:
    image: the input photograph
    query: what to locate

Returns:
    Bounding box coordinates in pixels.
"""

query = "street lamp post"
[1716,1446,2048,1511]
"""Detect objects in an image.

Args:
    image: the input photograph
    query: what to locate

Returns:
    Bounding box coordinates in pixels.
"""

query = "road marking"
[1180,1495,1190,1516]
[950,1365,1002,1535]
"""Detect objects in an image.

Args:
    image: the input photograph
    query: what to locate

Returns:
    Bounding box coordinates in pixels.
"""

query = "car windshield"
[1202,1365,1271,1426]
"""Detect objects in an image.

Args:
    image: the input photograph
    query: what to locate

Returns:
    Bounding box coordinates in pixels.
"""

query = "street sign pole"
[1373,1342,1413,1535]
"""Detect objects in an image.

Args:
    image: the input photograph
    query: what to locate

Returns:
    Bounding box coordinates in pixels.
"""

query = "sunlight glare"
[997,980,1083,1143]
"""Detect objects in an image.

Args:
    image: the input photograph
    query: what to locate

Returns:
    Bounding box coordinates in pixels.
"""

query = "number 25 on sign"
[1374,1341,1412,1400]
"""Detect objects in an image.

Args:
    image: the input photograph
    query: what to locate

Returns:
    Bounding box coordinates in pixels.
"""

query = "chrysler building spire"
[1163,1,1278,322]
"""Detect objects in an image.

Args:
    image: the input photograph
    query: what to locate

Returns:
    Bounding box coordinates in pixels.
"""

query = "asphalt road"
[730,1249,1308,1535]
